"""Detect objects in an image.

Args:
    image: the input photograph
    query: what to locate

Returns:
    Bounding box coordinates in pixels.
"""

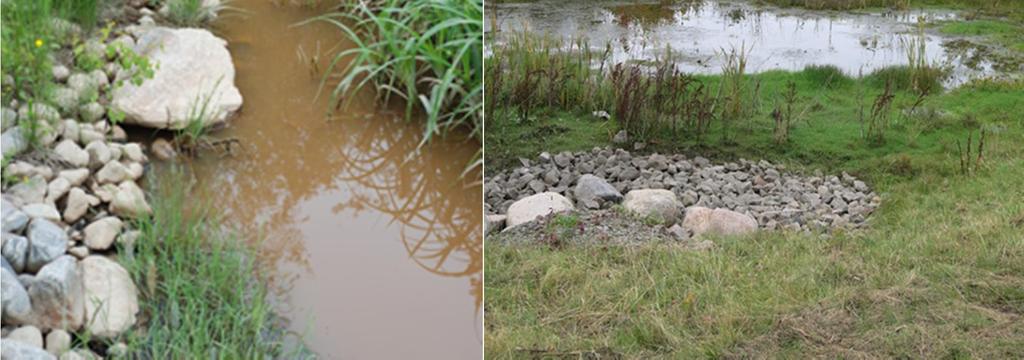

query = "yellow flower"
[34,39,44,48]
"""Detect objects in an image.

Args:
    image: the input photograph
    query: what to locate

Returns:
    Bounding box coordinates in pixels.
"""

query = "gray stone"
[573,174,622,208]
[26,219,68,272]
[2,126,29,158]
[3,233,30,272]
[53,140,89,167]
[2,198,30,233]
[57,169,90,187]
[22,204,62,223]
[0,339,55,360]
[2,107,18,131]
[1,267,32,324]
[28,255,84,331]
[612,130,628,144]
[51,87,79,114]
[122,143,145,163]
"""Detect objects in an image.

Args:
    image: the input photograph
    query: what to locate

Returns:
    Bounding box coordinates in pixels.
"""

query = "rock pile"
[485,147,880,239]
[0,3,234,356]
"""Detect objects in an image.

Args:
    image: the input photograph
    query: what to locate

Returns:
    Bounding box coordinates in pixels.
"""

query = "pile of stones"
[1,2,241,357]
[485,147,880,239]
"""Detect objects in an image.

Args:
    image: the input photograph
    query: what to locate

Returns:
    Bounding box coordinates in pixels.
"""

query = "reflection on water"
[152,0,482,358]
[490,0,1001,85]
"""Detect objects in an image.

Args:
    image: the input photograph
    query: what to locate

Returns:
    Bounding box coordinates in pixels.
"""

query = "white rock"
[2,126,29,158]
[80,256,139,338]
[95,161,129,184]
[67,246,89,259]
[8,325,44,348]
[57,169,90,186]
[53,140,89,167]
[83,217,122,251]
[59,120,79,142]
[45,329,71,355]
[126,162,144,180]
[682,206,759,237]
[8,176,48,204]
[84,141,111,168]
[122,143,145,163]
[623,189,682,225]
[22,203,62,223]
[62,188,92,223]
[506,192,574,228]
[78,128,104,145]
[112,27,242,129]
[1,339,55,360]
[45,178,72,204]
[110,181,151,217]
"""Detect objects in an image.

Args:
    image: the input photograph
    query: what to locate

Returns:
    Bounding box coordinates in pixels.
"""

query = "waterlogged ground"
[149,1,482,358]
[489,0,1017,85]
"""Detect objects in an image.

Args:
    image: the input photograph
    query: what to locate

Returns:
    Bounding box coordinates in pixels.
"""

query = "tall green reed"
[309,0,483,144]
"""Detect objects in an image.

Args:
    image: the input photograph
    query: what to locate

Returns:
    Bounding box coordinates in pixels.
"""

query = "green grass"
[166,0,231,27]
[116,167,290,358]
[309,0,483,144]
[485,66,1024,358]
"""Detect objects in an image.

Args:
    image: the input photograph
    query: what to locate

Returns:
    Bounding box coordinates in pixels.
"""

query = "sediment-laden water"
[151,1,482,358]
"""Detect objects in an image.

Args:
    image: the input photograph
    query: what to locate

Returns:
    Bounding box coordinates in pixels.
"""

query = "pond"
[488,0,1006,86]
[150,1,482,358]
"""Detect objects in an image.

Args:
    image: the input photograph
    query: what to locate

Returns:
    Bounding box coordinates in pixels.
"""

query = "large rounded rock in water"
[573,174,623,209]
[682,206,758,237]
[506,192,574,228]
[80,256,139,338]
[623,189,682,225]
[112,27,242,129]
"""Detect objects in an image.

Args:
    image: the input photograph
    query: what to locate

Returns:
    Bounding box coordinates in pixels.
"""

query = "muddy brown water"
[489,0,1006,86]
[144,1,482,358]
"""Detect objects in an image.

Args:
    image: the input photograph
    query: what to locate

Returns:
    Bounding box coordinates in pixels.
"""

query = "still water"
[490,0,1003,85]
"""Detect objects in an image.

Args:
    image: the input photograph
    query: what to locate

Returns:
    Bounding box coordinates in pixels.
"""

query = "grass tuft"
[118,167,289,358]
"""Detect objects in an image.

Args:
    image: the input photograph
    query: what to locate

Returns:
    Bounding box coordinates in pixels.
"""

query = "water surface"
[161,1,482,358]
[489,0,1002,85]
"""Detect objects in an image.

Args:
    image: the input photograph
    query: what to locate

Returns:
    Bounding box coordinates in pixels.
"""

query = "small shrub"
[803,64,851,89]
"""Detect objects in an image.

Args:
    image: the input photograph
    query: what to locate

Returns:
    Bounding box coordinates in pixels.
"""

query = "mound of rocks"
[0,6,181,356]
[486,148,879,238]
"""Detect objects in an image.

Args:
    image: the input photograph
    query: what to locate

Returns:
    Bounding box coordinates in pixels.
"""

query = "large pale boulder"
[112,27,242,129]
[682,206,758,237]
[28,256,84,331]
[80,256,139,338]
[506,192,574,228]
[623,189,682,225]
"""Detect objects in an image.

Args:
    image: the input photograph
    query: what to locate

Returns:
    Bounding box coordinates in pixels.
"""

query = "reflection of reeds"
[330,112,482,305]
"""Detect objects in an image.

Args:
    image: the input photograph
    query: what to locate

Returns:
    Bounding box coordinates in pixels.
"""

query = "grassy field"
[484,25,1024,360]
